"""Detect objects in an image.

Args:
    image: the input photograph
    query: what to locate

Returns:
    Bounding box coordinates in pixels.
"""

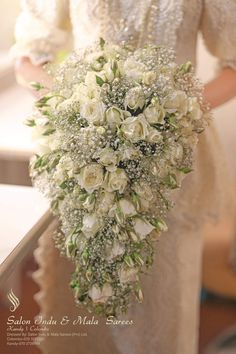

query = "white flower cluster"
[29,39,209,317]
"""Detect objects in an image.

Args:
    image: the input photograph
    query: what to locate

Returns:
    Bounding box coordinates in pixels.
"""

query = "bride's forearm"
[204,67,236,109]
[14,57,52,97]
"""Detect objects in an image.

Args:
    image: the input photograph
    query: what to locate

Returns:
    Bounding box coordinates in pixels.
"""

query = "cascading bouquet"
[28,39,209,317]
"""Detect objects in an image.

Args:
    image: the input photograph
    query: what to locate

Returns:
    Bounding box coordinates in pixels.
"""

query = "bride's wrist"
[204,67,236,109]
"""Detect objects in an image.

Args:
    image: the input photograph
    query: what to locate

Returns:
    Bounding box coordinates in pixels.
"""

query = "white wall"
[0,0,20,50]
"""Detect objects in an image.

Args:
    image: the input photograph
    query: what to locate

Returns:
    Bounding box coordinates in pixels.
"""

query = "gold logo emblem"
[7,289,20,312]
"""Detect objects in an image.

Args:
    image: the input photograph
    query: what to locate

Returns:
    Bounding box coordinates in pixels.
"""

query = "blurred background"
[0,1,236,354]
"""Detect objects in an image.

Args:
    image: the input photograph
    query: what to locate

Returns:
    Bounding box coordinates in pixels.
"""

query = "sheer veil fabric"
[13,1,236,353]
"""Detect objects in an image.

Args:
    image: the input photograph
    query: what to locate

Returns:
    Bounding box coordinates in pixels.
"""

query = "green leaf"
[99,37,105,49]
[43,128,56,136]
[59,178,75,191]
[130,192,141,211]
[33,155,48,169]
[114,207,125,224]
[25,119,36,127]
[134,285,143,302]
[82,249,89,261]
[133,252,144,266]
[34,156,43,169]
[35,96,49,108]
[30,81,45,91]
[50,199,59,211]
[101,271,111,282]
[178,167,193,174]
[168,116,178,129]
[96,75,105,87]
[41,110,51,117]
[151,217,168,232]
[112,60,118,76]
[124,255,135,267]
[86,268,93,282]
[50,195,64,211]
[70,279,79,289]
[49,155,61,169]
[35,94,64,109]
[59,180,68,189]
[78,192,88,202]
[152,123,164,131]
[178,61,192,74]
[164,173,179,189]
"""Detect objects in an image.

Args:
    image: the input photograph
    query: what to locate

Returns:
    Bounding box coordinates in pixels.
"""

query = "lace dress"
[12,1,236,353]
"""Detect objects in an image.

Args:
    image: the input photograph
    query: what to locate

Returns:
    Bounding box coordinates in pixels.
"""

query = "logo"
[7,289,20,312]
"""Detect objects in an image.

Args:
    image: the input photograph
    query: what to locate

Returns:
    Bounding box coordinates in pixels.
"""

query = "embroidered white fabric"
[12,1,236,353]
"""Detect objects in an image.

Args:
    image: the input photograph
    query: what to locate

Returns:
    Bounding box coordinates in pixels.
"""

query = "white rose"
[53,156,74,183]
[90,60,104,71]
[168,143,184,165]
[164,90,188,117]
[82,194,96,211]
[80,99,105,125]
[81,213,100,238]
[133,218,155,240]
[142,71,157,85]
[88,57,104,72]
[103,62,115,82]
[97,147,119,172]
[118,144,140,160]
[133,182,153,201]
[118,199,137,216]
[53,165,65,184]
[105,106,124,131]
[97,191,115,215]
[124,87,145,111]
[57,97,75,110]
[150,160,170,179]
[106,240,125,261]
[88,283,113,303]
[143,101,166,124]
[147,128,163,143]
[119,266,139,283]
[77,164,104,193]
[178,117,193,128]
[85,50,105,65]
[72,81,101,103]
[123,58,147,82]
[85,71,106,86]
[121,114,150,143]
[188,97,202,120]
[104,169,128,193]
[180,131,198,147]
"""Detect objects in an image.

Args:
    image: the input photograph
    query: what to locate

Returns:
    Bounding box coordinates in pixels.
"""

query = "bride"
[12,1,236,353]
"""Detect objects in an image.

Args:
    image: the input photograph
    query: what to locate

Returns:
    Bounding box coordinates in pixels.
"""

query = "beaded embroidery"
[88,0,184,49]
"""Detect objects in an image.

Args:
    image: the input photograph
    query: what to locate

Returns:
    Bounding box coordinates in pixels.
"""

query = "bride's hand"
[203,67,236,299]
[204,67,236,109]
[14,57,53,97]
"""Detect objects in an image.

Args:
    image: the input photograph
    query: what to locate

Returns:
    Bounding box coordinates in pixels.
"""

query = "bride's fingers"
[14,57,52,97]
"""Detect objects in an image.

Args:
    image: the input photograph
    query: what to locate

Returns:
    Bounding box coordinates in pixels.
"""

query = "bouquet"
[28,39,209,317]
